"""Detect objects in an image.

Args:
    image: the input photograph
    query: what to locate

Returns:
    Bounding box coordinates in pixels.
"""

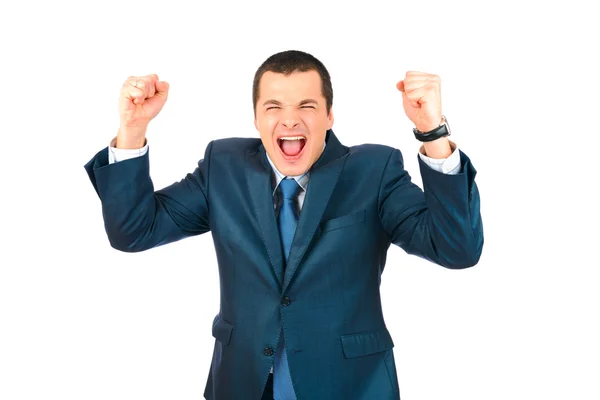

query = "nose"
[282,120,299,129]
[281,107,300,130]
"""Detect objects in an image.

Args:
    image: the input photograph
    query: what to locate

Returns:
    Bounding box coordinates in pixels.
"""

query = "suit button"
[264,347,274,356]
[281,296,291,306]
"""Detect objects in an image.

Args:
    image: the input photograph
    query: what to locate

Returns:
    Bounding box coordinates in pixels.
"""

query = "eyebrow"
[262,99,319,107]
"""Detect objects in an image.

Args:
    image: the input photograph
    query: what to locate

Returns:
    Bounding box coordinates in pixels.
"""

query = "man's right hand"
[117,74,170,149]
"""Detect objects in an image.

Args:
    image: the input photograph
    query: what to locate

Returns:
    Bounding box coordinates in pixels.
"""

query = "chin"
[272,152,310,176]
[277,163,310,177]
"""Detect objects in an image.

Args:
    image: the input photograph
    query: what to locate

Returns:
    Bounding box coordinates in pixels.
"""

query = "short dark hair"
[252,50,333,116]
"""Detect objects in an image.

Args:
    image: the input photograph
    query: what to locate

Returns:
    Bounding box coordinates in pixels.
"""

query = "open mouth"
[277,136,307,159]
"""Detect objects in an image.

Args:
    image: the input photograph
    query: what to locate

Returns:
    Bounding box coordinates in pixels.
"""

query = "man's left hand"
[397,71,442,132]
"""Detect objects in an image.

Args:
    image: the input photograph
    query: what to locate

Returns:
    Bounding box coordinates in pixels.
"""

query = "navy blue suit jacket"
[84,130,483,399]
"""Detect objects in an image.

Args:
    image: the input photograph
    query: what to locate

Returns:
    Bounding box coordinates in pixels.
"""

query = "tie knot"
[279,178,301,200]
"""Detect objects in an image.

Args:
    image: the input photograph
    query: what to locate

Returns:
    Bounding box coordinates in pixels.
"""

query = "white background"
[1,0,599,399]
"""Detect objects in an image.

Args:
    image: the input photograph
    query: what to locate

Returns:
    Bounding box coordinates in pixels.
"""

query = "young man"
[85,50,483,400]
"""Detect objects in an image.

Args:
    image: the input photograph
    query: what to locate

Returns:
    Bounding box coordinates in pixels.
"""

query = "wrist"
[415,122,439,132]
[421,137,452,159]
[413,115,450,143]
[116,139,146,149]
[116,128,146,149]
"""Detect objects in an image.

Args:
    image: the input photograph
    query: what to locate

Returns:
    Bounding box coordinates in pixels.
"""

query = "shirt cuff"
[417,140,461,175]
[108,137,148,164]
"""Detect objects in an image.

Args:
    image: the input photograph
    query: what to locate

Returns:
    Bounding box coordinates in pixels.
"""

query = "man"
[84,50,483,400]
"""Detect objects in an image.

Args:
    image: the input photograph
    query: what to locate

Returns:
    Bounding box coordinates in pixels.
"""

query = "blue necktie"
[273,178,301,400]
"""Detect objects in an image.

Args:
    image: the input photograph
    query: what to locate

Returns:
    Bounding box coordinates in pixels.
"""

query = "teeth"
[280,136,305,141]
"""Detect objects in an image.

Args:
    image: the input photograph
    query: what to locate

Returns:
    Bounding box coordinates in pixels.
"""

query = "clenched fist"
[396,71,442,133]
[117,74,170,149]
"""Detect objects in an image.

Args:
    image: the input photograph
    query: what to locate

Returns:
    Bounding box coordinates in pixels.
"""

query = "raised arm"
[378,71,483,268]
[84,75,211,252]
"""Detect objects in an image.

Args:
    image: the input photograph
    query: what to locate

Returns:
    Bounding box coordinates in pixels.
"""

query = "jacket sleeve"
[378,148,483,269]
[83,142,212,252]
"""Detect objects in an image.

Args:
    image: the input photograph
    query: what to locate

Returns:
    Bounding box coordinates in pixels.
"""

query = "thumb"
[396,80,405,92]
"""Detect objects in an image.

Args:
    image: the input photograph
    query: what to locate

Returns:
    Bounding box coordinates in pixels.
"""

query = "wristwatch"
[413,115,451,142]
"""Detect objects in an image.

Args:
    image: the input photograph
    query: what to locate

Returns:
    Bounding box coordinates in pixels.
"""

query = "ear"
[254,117,259,131]
[327,109,334,129]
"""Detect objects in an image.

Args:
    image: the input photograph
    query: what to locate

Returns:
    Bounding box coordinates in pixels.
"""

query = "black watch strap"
[413,116,450,142]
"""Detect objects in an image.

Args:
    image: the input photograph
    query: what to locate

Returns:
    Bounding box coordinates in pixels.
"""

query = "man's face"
[254,70,334,176]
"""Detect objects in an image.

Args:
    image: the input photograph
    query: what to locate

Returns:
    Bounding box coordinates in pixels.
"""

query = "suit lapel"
[283,130,349,293]
[245,130,349,293]
[245,148,285,288]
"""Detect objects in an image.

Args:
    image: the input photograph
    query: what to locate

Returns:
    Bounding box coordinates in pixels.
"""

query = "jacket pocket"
[321,210,366,233]
[340,328,394,359]
[212,315,234,346]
